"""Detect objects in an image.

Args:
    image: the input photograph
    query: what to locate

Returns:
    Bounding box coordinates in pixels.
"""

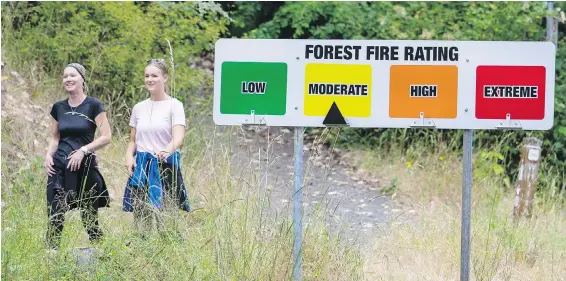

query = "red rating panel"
[475,66,546,120]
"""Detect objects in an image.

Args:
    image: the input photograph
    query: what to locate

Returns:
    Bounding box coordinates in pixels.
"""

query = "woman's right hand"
[125,156,136,177]
[44,154,56,176]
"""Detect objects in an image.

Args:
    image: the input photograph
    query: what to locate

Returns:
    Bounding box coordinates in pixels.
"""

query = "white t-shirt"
[129,97,186,153]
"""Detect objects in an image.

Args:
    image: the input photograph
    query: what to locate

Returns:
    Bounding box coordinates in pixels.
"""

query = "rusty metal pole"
[513,137,543,219]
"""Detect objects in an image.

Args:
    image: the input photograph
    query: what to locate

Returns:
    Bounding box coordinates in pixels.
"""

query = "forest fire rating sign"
[212,38,557,281]
[213,38,556,130]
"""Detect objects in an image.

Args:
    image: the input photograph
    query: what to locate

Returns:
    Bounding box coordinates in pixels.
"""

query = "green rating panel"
[220,61,288,115]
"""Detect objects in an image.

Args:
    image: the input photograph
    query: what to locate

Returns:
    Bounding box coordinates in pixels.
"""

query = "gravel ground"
[226,125,397,247]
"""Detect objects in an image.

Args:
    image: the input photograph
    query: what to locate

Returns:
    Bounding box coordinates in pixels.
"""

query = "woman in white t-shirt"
[122,58,190,234]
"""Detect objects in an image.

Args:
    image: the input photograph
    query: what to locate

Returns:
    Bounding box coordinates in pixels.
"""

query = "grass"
[0,66,364,281]
[354,145,566,281]
[1,120,364,281]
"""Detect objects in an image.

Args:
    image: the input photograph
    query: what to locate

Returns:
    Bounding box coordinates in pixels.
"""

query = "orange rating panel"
[389,65,458,119]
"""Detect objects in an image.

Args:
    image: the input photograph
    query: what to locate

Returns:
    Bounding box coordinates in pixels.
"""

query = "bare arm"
[44,117,60,175]
[162,125,185,153]
[126,127,137,158]
[125,127,137,176]
[82,112,112,153]
[46,118,60,157]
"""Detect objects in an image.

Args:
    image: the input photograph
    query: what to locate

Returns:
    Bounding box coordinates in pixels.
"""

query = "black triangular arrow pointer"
[322,101,348,126]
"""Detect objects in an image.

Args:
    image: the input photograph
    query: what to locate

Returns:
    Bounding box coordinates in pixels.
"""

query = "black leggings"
[46,193,103,250]
[46,168,104,250]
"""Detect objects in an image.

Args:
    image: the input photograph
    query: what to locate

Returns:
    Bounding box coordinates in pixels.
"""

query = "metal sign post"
[293,127,304,281]
[547,1,558,46]
[460,129,473,281]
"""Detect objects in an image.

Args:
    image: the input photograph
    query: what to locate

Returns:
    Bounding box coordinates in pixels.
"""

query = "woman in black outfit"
[44,63,112,251]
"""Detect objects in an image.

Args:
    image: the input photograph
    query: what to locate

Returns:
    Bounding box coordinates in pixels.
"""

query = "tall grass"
[355,143,566,280]
[1,65,364,281]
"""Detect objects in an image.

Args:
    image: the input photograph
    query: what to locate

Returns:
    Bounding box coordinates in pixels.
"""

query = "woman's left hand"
[67,150,85,171]
[156,150,171,163]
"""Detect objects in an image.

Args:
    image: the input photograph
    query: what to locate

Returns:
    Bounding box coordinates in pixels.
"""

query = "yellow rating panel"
[304,63,372,117]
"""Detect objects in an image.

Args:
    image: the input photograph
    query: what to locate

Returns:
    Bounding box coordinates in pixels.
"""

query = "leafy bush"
[1,1,230,130]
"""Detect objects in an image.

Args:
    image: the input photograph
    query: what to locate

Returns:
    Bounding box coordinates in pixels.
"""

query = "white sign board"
[213,38,556,130]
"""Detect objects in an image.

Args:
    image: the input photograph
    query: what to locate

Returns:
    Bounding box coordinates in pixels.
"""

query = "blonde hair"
[146,58,169,94]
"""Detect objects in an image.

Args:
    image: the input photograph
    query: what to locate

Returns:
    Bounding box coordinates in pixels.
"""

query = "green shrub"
[1,1,230,130]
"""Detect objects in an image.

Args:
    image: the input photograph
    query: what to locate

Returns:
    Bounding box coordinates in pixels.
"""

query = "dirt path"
[226,125,396,247]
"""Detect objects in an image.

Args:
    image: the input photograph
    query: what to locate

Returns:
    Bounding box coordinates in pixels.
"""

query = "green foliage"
[237,1,548,41]
[1,1,230,130]
[381,176,399,196]
[219,2,283,38]
[226,1,566,193]
[475,151,508,188]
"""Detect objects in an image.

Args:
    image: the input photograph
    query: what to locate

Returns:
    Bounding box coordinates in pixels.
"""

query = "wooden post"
[513,137,543,219]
